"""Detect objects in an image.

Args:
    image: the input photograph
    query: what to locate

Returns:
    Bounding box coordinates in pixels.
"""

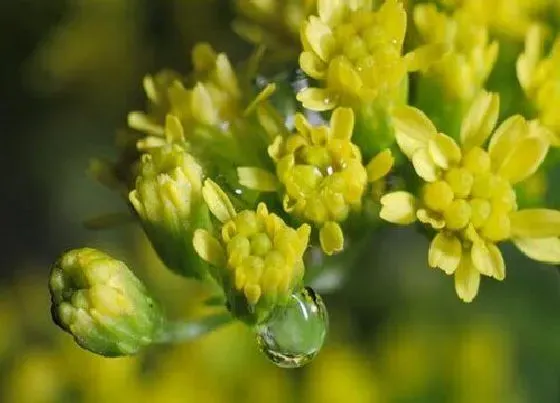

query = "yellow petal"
[530,120,560,147]
[510,209,560,238]
[460,91,500,150]
[330,107,354,140]
[319,221,344,255]
[244,284,262,305]
[487,243,506,281]
[366,149,394,182]
[497,136,549,184]
[237,167,279,192]
[299,51,327,80]
[513,237,560,264]
[379,191,417,224]
[327,56,363,94]
[191,83,218,125]
[471,240,504,280]
[377,0,406,45]
[128,112,164,136]
[417,208,445,230]
[454,253,480,303]
[215,54,240,97]
[164,114,184,142]
[192,42,217,72]
[404,43,448,72]
[412,148,438,182]
[428,133,461,169]
[202,179,237,222]
[392,106,438,159]
[296,88,337,111]
[428,232,461,275]
[488,115,527,169]
[516,24,545,92]
[318,0,345,25]
[192,229,226,268]
[303,16,335,62]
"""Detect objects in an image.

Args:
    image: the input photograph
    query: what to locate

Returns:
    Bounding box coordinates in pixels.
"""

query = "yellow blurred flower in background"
[518,25,560,145]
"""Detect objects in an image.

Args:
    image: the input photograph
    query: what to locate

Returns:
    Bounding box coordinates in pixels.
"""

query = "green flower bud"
[49,248,164,357]
[129,144,211,279]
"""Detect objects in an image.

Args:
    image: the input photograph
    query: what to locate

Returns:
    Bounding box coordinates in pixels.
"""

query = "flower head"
[413,4,498,102]
[129,144,211,279]
[381,92,560,302]
[49,248,164,356]
[238,107,393,255]
[517,25,560,145]
[127,43,243,149]
[297,0,435,111]
[193,179,311,324]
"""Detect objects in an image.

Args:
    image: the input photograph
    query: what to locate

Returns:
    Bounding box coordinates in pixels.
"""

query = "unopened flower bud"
[129,145,211,279]
[49,248,164,356]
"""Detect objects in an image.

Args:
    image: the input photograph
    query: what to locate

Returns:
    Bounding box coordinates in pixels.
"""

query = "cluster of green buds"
[48,0,560,368]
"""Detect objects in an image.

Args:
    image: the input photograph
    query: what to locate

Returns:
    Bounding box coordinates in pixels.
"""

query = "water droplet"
[255,287,328,368]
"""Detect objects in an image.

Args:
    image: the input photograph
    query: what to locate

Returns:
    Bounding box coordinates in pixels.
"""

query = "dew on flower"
[255,287,328,368]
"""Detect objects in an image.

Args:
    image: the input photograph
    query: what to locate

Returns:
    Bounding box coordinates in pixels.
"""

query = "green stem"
[155,312,233,344]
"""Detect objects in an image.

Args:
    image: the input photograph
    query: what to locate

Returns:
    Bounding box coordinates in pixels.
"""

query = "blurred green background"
[1,1,559,402]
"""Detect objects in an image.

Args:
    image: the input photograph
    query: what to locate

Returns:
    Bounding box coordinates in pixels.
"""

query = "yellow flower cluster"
[518,25,560,144]
[238,107,394,255]
[194,180,311,324]
[413,4,498,102]
[296,0,436,111]
[381,91,560,302]
[127,43,245,154]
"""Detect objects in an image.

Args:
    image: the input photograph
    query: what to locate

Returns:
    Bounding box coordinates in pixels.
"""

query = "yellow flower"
[233,0,315,55]
[127,42,276,168]
[127,43,243,147]
[237,107,394,255]
[380,91,560,302]
[297,0,440,111]
[517,25,560,145]
[193,179,311,324]
[413,4,498,102]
